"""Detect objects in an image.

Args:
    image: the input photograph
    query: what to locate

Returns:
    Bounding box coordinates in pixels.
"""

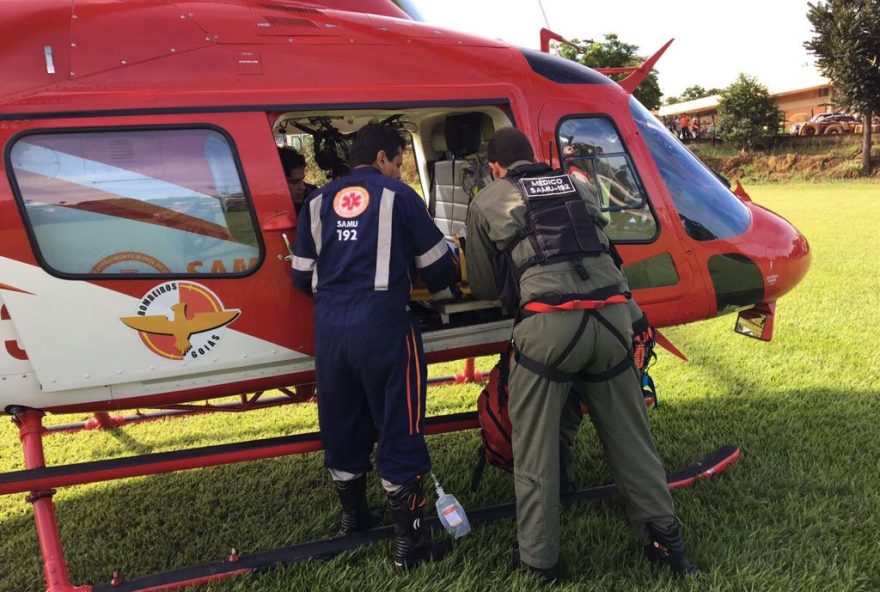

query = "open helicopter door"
[537,101,703,321]
[1,112,314,399]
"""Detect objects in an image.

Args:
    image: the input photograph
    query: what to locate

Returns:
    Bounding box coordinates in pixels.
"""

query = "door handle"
[277,232,293,263]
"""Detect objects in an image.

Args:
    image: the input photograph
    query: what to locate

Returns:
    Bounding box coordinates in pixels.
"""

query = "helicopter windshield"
[629,97,750,241]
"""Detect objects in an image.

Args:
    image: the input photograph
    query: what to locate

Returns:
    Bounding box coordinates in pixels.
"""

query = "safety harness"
[514,287,637,384]
[470,309,658,491]
[490,163,638,384]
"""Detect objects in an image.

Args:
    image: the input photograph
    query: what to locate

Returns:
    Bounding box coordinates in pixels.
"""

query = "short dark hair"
[349,123,405,167]
[487,127,534,167]
[278,148,306,174]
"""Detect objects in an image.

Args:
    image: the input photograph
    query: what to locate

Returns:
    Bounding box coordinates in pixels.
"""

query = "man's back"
[294,167,452,323]
[467,163,627,306]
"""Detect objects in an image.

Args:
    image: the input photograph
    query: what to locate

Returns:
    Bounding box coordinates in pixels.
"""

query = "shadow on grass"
[106,427,156,456]
[1,387,879,592]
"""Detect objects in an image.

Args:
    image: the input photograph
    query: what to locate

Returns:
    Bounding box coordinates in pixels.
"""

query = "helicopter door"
[2,112,313,393]
[537,102,698,312]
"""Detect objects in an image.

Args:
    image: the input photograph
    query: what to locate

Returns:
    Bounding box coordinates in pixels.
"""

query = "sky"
[414,0,826,99]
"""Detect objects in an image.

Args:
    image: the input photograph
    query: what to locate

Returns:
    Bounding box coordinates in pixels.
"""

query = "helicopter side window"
[7,127,262,277]
[629,97,751,241]
[557,117,658,242]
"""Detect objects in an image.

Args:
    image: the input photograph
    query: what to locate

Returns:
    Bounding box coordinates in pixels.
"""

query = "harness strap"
[591,307,633,354]
[579,355,634,383]
[525,286,626,306]
[522,294,628,313]
[513,348,581,383]
[512,303,635,384]
[513,305,590,383]
[470,446,487,491]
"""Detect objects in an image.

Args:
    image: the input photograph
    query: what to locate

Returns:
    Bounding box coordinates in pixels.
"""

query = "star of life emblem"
[333,186,370,218]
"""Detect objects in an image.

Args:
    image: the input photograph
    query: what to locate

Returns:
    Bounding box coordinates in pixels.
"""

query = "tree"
[557,34,663,109]
[664,85,723,106]
[715,74,782,151]
[681,85,722,101]
[806,0,880,175]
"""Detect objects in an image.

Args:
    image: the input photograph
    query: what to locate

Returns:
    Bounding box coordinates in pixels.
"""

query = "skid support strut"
[12,408,91,592]
[428,358,487,385]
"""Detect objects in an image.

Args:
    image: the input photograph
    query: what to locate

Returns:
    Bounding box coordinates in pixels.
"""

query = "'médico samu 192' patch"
[519,174,576,198]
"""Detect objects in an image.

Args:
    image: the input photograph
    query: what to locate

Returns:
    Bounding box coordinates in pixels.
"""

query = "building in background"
[657,78,835,137]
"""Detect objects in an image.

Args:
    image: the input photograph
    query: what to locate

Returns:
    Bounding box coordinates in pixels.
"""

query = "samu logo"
[333,186,370,218]
[120,281,240,361]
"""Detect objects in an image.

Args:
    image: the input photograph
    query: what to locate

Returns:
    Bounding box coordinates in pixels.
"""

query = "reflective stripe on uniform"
[410,325,422,432]
[374,188,395,291]
[309,194,323,293]
[292,256,315,272]
[415,238,448,269]
[309,194,323,255]
[405,331,413,435]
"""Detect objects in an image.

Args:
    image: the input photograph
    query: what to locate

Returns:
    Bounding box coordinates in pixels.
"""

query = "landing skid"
[93,446,740,592]
[2,407,738,591]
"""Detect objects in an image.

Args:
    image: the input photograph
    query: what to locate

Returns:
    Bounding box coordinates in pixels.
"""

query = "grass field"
[2,181,879,591]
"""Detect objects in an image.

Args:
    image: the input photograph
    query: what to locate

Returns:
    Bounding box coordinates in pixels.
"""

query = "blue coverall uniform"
[292,167,455,485]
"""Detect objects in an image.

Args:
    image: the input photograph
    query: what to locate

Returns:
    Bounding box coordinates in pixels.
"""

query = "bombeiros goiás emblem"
[120,281,240,361]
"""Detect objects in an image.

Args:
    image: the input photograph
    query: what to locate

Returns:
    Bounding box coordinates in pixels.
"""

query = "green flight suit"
[465,161,675,570]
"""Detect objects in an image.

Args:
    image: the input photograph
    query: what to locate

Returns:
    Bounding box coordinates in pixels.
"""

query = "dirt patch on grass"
[698,148,880,184]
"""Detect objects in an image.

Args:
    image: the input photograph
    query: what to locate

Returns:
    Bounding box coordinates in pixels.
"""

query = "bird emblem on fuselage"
[120,302,240,355]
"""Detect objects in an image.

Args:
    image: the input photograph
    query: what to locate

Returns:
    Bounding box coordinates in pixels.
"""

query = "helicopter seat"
[429,113,488,238]
[431,141,471,238]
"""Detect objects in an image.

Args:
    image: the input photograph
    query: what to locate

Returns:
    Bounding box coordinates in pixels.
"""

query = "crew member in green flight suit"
[465,127,698,584]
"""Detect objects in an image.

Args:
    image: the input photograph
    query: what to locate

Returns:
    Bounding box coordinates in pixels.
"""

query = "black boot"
[644,521,699,577]
[333,474,383,535]
[387,478,445,569]
[511,542,562,586]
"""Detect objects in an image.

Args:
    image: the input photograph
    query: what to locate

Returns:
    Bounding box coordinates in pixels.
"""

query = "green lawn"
[2,181,879,591]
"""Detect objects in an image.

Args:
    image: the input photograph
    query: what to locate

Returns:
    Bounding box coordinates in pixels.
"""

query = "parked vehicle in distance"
[796,112,858,136]
[853,116,880,135]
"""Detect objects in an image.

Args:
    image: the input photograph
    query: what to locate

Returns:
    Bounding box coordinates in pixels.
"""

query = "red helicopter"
[0,1,810,590]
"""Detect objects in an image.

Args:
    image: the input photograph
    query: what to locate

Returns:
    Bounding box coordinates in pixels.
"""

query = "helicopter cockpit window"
[558,117,657,242]
[8,128,262,277]
[629,97,751,241]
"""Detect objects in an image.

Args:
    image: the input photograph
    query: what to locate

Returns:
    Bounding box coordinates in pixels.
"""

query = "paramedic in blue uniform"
[291,123,456,569]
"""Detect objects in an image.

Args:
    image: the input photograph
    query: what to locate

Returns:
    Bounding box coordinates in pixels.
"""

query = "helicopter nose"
[747,204,811,302]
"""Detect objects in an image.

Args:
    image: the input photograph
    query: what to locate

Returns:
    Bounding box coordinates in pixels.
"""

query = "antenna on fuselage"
[539,29,580,54]
[537,0,550,29]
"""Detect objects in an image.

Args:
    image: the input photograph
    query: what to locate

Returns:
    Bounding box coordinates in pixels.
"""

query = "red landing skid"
[48,360,487,434]
[2,407,739,592]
